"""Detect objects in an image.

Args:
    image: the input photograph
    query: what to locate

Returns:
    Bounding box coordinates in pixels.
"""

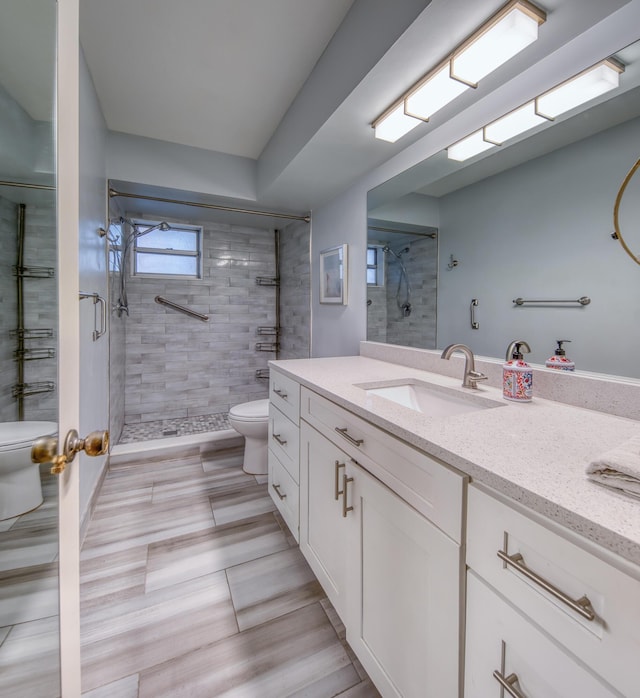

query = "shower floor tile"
[119,412,231,444]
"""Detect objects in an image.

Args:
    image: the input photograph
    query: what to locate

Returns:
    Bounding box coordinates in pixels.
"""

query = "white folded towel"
[586,435,640,500]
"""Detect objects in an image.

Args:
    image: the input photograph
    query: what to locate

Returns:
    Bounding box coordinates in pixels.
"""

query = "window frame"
[367,244,386,287]
[132,220,203,280]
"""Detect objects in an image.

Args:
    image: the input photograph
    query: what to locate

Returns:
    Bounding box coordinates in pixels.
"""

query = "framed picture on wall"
[319,244,348,304]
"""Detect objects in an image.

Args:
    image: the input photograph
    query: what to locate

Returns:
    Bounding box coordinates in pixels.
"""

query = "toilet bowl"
[0,421,57,520]
[228,399,269,475]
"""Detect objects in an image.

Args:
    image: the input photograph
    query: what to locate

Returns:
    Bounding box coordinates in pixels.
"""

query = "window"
[367,245,385,286]
[133,221,202,279]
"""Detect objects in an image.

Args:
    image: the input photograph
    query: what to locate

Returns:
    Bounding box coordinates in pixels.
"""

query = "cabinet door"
[299,422,351,620]
[346,462,462,698]
[465,572,620,698]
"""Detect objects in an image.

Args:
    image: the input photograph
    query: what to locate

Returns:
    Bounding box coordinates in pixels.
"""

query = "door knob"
[31,428,109,474]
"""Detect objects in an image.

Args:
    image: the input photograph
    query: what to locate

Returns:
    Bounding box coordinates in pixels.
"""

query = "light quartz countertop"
[270,355,640,569]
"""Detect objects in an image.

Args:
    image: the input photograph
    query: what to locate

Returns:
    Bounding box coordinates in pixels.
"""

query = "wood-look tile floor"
[80,442,380,697]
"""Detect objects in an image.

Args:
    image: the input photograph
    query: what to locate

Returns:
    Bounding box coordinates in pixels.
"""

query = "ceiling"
[80,0,355,160]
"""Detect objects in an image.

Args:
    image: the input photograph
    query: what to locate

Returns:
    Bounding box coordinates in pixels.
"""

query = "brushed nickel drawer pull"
[493,670,527,698]
[342,473,354,517]
[273,388,288,399]
[272,433,287,446]
[334,460,345,500]
[335,427,364,447]
[272,483,287,500]
[497,549,596,621]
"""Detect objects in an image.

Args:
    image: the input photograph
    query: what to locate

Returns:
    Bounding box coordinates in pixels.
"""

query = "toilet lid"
[229,399,269,421]
[0,421,57,451]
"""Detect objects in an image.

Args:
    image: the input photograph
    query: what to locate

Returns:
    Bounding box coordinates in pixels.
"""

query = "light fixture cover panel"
[448,129,496,161]
[405,63,469,120]
[451,8,539,85]
[374,104,422,142]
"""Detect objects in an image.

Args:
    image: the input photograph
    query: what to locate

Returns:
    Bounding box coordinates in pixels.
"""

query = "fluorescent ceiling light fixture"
[536,59,623,119]
[405,64,470,121]
[373,0,546,141]
[447,56,625,161]
[448,130,496,161]
[373,103,422,143]
[483,101,548,144]
[451,2,545,86]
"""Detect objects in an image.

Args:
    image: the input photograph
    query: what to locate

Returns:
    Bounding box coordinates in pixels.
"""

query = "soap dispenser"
[503,340,533,402]
[546,340,575,371]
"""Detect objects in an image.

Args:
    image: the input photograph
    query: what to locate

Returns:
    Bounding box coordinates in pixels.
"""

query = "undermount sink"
[356,379,504,418]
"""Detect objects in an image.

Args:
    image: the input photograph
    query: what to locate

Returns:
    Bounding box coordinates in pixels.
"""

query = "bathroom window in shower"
[367,245,385,286]
[132,221,203,279]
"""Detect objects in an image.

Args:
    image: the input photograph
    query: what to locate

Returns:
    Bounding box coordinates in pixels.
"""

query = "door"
[346,462,462,698]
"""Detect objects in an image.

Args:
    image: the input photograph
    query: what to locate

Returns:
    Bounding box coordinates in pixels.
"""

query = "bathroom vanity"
[268,348,640,698]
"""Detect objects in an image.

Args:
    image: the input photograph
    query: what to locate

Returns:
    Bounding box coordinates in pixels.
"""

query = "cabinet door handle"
[497,549,596,621]
[273,388,288,399]
[493,670,527,698]
[334,460,345,500]
[272,433,287,446]
[272,483,287,500]
[335,427,364,447]
[342,473,354,517]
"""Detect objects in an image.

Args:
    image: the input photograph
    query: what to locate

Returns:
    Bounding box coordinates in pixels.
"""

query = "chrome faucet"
[441,343,488,389]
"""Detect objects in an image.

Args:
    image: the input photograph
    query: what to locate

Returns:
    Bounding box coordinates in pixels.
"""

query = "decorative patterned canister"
[503,341,533,402]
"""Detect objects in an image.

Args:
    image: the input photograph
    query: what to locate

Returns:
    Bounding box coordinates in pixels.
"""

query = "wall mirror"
[368,38,640,380]
[0,1,60,694]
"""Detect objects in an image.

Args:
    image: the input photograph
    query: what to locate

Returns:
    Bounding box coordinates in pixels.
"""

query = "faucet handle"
[468,370,488,385]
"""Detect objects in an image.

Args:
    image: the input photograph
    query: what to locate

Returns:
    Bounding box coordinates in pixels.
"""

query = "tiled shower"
[109,212,310,445]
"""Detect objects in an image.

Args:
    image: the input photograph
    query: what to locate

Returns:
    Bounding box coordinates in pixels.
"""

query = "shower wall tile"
[123,221,276,424]
[279,220,311,360]
[384,236,438,350]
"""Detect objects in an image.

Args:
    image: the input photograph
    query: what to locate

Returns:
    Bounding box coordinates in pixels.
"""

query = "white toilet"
[228,399,269,475]
[0,421,57,520]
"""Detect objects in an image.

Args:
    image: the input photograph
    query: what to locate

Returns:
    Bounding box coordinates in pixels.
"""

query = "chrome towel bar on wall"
[79,292,107,340]
[512,296,591,306]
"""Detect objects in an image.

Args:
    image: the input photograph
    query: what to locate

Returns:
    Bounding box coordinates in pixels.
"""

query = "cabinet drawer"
[465,571,619,698]
[467,485,640,697]
[268,449,299,543]
[269,369,300,425]
[268,404,299,483]
[301,386,465,542]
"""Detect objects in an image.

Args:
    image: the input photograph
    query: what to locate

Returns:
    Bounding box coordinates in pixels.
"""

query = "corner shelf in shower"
[12,382,56,398]
[255,276,279,286]
[256,342,279,352]
[12,265,55,278]
[10,328,54,339]
[257,326,279,335]
[13,348,56,361]
[255,368,270,380]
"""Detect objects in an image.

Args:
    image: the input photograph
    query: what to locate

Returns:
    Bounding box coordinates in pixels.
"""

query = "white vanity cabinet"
[268,368,301,541]
[465,484,640,697]
[299,386,465,698]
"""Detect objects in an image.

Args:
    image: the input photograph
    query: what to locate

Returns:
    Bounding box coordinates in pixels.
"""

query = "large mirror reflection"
[0,1,60,694]
[368,39,640,380]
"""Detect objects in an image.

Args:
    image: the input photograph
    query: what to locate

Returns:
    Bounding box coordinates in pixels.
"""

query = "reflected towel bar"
[155,296,209,322]
[513,296,590,306]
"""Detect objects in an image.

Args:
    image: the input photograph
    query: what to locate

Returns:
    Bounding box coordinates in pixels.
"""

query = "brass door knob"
[31,428,109,474]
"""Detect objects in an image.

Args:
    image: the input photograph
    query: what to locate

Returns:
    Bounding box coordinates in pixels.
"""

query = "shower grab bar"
[79,292,107,341]
[155,296,209,322]
[513,296,590,306]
